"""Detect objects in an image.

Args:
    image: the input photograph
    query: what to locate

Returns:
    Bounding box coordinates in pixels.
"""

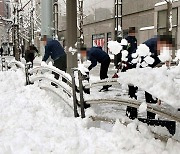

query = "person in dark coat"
[82,46,111,91]
[124,27,138,120]
[42,38,67,80]
[143,35,174,119]
[25,45,39,66]
[0,46,3,56]
[128,34,174,119]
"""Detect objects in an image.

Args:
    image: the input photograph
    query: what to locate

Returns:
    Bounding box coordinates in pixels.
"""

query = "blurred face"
[80,49,87,62]
[81,50,87,58]
[129,32,136,37]
[42,40,47,46]
[157,41,172,55]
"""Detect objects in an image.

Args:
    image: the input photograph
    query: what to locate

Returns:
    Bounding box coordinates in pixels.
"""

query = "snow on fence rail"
[25,65,180,124]
[27,65,74,109]
[8,61,25,69]
[86,98,180,123]
[30,76,72,97]
[5,60,180,136]
[118,66,180,108]
[29,65,72,85]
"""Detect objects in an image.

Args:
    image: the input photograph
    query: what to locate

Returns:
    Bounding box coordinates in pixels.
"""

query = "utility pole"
[114,0,123,68]
[41,0,53,56]
[41,0,53,39]
[78,0,84,45]
[165,0,173,35]
[13,0,20,61]
[66,0,78,73]
[30,0,35,45]
[53,0,58,40]
[114,0,122,42]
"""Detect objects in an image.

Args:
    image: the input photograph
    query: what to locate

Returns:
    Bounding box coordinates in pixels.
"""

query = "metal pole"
[30,0,35,45]
[166,1,173,34]
[78,0,84,45]
[41,0,53,38]
[71,69,79,117]
[13,1,20,61]
[53,0,58,39]
[78,70,85,118]
[121,0,122,32]
[116,0,119,38]
[40,0,53,56]
[66,0,78,74]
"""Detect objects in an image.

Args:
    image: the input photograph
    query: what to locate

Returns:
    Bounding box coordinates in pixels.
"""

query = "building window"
[157,8,178,48]
[158,8,178,29]
[92,33,105,50]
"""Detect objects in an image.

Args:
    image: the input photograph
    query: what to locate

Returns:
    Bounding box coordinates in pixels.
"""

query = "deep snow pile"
[118,65,180,108]
[0,69,180,153]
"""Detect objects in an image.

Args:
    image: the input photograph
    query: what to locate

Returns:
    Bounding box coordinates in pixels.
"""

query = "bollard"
[25,63,32,85]
[71,69,79,117]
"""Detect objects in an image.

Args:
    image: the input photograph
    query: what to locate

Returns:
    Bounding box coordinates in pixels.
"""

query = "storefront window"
[92,33,105,51]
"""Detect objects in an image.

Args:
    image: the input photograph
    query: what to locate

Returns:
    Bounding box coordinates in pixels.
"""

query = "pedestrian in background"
[25,45,39,67]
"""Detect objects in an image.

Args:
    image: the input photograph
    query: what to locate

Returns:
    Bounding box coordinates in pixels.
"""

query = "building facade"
[0,0,11,45]
[58,0,180,52]
[154,0,180,49]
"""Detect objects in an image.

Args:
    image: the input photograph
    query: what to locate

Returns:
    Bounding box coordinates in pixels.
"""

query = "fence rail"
[3,60,180,137]
[86,98,180,123]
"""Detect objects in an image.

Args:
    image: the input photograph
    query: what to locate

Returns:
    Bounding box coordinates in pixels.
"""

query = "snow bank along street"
[0,68,179,154]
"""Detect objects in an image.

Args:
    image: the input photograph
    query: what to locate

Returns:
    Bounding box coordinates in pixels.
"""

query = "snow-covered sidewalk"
[0,69,179,154]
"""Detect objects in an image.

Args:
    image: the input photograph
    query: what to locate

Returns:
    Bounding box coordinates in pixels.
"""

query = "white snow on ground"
[0,69,180,153]
[118,65,180,108]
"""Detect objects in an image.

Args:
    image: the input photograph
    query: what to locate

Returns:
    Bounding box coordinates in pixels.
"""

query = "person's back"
[88,47,109,63]
[43,40,65,61]
[143,37,161,68]
[143,37,158,55]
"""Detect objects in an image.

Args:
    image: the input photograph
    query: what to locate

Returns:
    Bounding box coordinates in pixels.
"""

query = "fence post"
[25,63,32,85]
[71,69,79,117]
[78,70,85,118]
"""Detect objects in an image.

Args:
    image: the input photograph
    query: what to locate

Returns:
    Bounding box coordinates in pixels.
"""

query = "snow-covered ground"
[0,66,180,153]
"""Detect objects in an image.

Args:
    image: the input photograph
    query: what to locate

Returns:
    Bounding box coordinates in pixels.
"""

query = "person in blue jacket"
[42,38,67,80]
[124,27,138,120]
[143,35,174,119]
[128,34,174,119]
[82,46,111,91]
[42,38,67,71]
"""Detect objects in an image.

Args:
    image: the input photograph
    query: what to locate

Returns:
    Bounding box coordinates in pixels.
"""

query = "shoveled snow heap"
[118,65,180,108]
[0,69,179,153]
